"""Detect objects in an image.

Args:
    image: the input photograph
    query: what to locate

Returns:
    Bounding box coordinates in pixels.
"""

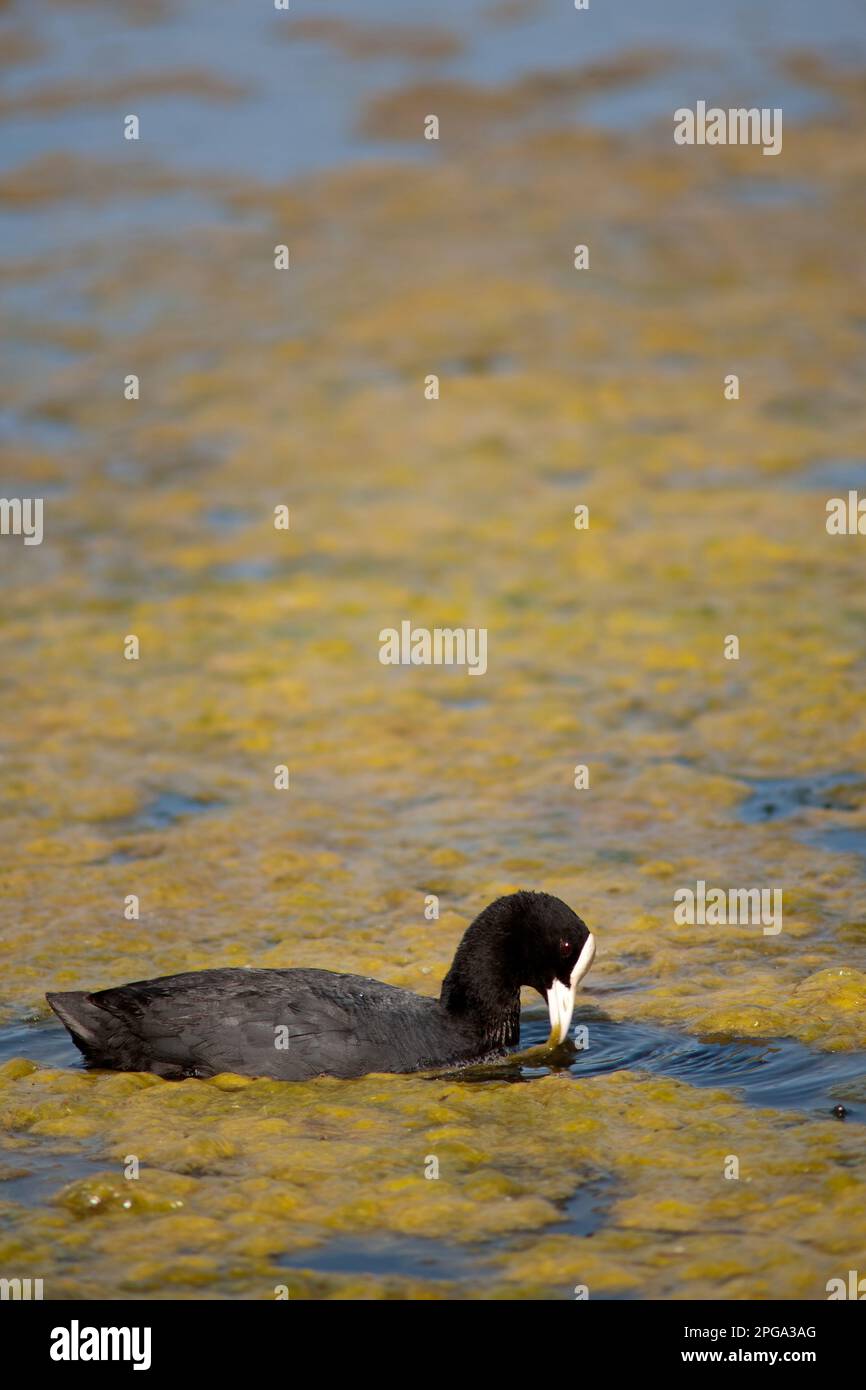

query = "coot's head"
[440,890,596,1046]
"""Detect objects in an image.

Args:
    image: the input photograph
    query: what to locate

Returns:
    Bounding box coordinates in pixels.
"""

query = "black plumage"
[46,890,595,1081]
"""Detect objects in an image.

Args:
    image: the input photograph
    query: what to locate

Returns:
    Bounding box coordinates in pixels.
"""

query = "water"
[108,792,225,834]
[737,773,866,868]
[434,1012,866,1124]
[275,1174,615,1284]
[276,1234,488,1282]
[788,459,866,492]
[2,0,865,258]
[5,1010,863,1125]
[805,827,866,864]
[2,1008,862,1288]
[738,772,865,823]
[3,0,866,1301]
[0,1144,103,1209]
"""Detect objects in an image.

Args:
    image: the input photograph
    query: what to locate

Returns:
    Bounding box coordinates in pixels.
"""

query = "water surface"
[2,0,865,1301]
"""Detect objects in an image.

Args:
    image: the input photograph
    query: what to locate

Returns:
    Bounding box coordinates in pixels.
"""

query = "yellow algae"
[57,1174,189,1217]
[206,1072,256,1092]
[280,18,464,64]
[0,1054,860,1307]
[0,1059,39,1081]
[359,53,675,142]
[0,70,247,118]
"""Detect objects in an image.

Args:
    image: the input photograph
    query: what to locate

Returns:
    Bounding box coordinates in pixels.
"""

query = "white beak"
[546,932,596,1046]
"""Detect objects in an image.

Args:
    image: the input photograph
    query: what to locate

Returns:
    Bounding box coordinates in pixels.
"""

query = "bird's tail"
[46,991,109,1059]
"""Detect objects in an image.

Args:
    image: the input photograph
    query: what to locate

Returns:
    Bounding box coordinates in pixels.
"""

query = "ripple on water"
[0,1146,102,1209]
[474,1013,866,1124]
[0,1022,81,1070]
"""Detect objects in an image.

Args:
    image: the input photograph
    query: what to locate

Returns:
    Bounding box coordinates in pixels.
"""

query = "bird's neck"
[439,929,521,1047]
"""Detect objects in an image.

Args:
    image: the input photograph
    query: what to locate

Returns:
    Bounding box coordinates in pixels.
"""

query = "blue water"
[2,0,865,258]
[738,772,865,823]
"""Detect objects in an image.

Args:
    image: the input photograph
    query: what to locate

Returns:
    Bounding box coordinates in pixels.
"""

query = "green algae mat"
[1,3,865,1300]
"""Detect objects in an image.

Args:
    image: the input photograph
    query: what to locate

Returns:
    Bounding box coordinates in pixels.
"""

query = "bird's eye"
[559,938,573,958]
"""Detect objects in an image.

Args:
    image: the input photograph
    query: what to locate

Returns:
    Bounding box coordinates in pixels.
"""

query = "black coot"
[46,890,595,1081]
